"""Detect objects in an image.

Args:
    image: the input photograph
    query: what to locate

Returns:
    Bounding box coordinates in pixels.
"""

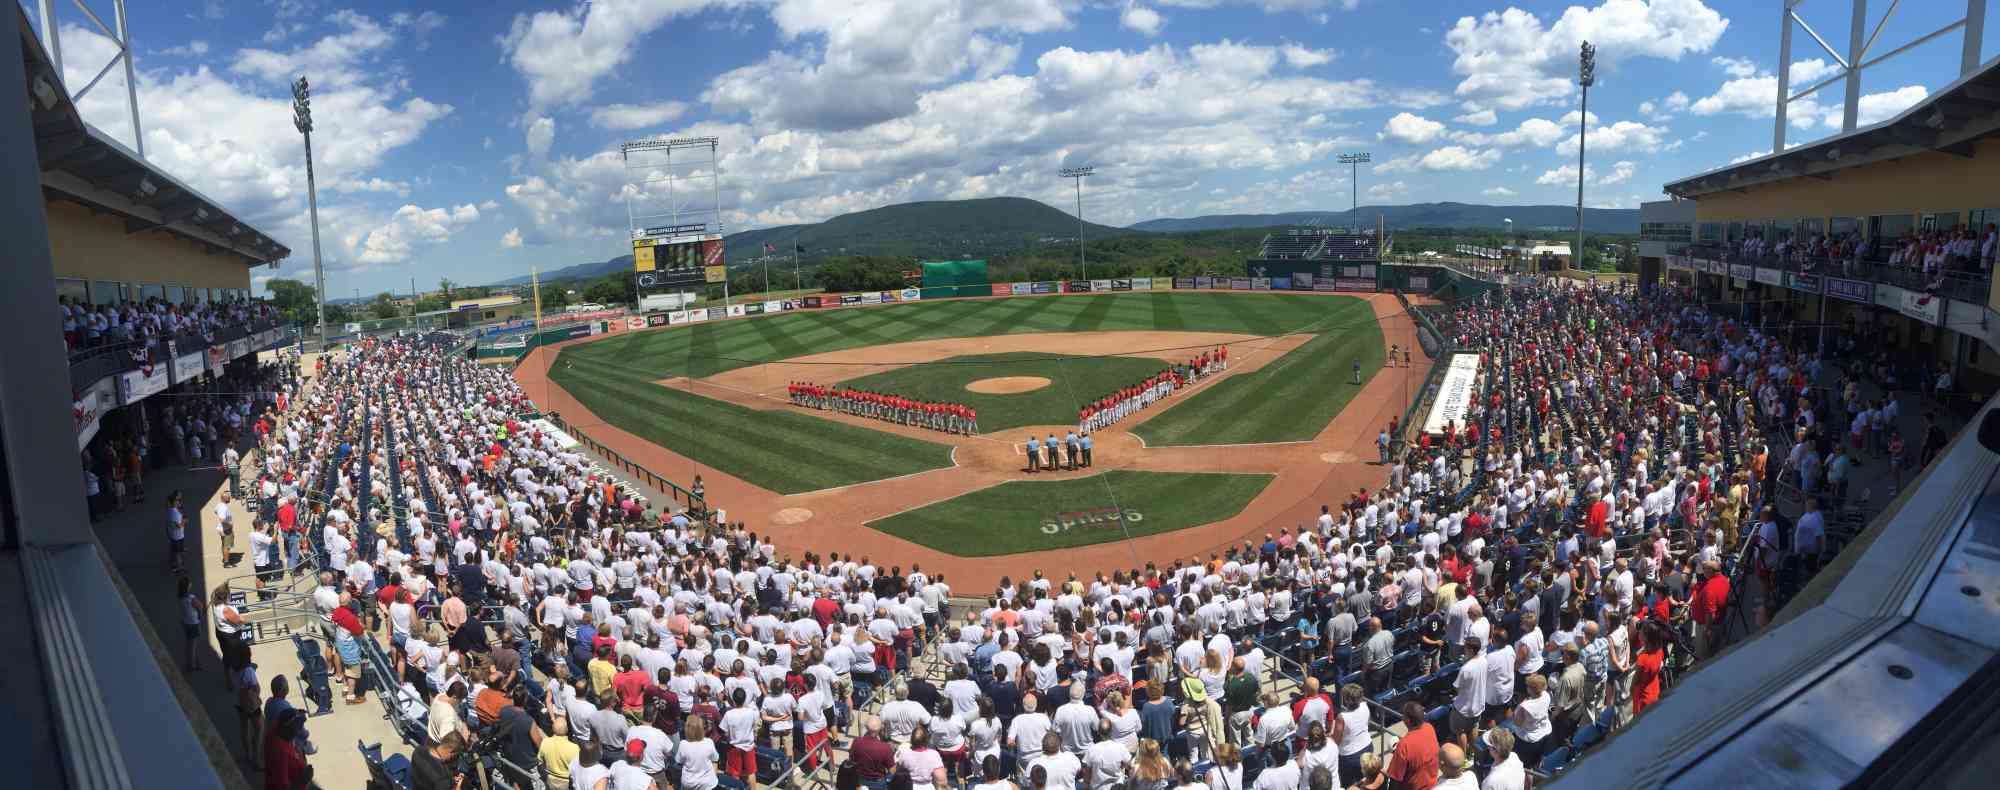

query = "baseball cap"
[627,739,645,759]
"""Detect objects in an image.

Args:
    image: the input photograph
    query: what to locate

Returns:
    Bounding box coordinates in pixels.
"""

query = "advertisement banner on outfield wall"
[1010,283,1032,295]
[1110,278,1131,291]
[1271,277,1290,290]
[1251,277,1271,290]
[1230,278,1252,290]
[859,292,881,304]
[1032,281,1057,294]
[727,304,747,318]
[763,300,785,313]
[900,288,922,301]
[1313,280,1338,291]
[992,284,1013,296]
[1408,276,1430,291]
[1422,354,1482,435]
[667,311,688,324]
[1188,277,1208,289]
[686,309,708,323]
[1292,273,1315,290]
[1333,278,1376,292]
[803,296,824,308]
[1066,280,1092,293]
[566,324,596,339]
[841,294,864,305]
[1091,279,1112,291]
[1131,277,1153,290]
[707,307,729,320]
[627,317,647,330]
[646,313,670,326]
[881,291,900,302]
[744,303,764,315]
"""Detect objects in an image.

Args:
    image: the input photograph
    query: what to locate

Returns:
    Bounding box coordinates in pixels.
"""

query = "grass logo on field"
[1041,506,1143,534]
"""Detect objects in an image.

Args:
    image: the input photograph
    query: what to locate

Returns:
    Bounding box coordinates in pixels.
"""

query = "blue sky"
[30,0,1995,296]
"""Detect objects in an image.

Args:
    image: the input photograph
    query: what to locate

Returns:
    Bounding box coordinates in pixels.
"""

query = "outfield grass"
[865,470,1274,556]
[1132,297,1385,446]
[839,352,1171,432]
[547,292,1371,492]
[549,354,953,494]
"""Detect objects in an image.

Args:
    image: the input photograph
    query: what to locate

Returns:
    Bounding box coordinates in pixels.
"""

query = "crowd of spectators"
[1719,223,1998,287]
[199,272,1931,790]
[58,295,279,356]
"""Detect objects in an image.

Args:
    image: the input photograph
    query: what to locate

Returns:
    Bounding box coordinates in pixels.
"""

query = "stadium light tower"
[1060,166,1094,280]
[293,75,327,345]
[1574,41,1595,274]
[1338,152,1370,233]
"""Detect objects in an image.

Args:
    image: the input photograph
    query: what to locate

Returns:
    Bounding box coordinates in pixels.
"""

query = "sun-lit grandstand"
[9,3,2000,790]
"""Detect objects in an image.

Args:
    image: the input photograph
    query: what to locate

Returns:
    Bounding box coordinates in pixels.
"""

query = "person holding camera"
[410,730,466,790]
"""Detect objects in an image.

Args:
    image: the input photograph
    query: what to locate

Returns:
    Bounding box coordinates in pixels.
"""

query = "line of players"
[1077,345,1228,433]
[786,382,979,434]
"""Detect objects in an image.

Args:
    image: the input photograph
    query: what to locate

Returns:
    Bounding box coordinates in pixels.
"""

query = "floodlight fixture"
[1337,152,1371,232]
[1060,166,1096,279]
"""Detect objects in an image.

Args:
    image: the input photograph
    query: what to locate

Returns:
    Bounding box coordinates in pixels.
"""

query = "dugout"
[920,259,990,299]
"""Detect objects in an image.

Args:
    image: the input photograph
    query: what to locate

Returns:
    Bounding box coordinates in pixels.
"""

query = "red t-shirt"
[277,502,298,533]
[1386,721,1439,790]
[613,669,651,710]
[376,584,402,607]
[1585,500,1610,539]
[1694,575,1730,625]
[263,737,307,790]
[1632,648,1665,715]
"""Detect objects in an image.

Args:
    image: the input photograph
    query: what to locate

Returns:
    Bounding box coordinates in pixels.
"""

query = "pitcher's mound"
[771,508,814,525]
[966,376,1051,394]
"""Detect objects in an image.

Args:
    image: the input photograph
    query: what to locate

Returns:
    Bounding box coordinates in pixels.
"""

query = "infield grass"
[1133,297,1385,446]
[865,470,1274,556]
[838,352,1172,433]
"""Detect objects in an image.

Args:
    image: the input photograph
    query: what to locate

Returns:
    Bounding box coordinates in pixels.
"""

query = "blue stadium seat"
[1539,745,1571,775]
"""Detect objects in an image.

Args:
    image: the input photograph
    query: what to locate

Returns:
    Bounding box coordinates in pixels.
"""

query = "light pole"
[293,76,327,345]
[1338,152,1370,233]
[1060,166,1094,280]
[1574,42,1595,274]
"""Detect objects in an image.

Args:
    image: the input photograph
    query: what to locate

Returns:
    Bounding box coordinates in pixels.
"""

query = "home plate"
[771,508,814,525]
[1320,451,1357,464]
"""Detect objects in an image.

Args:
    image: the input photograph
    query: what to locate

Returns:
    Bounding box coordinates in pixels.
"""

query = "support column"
[1775,3,1795,152]
[1843,0,1868,132]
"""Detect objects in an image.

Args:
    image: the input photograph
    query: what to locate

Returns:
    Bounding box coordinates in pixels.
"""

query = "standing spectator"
[1384,702,1438,790]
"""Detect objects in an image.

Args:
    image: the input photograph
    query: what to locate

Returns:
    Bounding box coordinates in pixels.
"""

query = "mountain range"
[1127,202,1639,233]
[488,197,1639,286]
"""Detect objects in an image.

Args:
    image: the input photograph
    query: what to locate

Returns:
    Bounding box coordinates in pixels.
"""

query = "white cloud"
[1640,90,1689,121]
[500,0,749,109]
[1366,180,1410,200]
[157,40,210,57]
[1380,112,1446,144]
[1690,58,1845,121]
[1122,3,1166,36]
[701,0,1067,131]
[1852,85,1928,126]
[1449,117,1565,148]
[1379,145,1500,172]
[482,136,495,150]
[1483,186,1517,196]
[502,228,524,249]
[526,116,556,158]
[1598,160,1636,184]
[1712,55,1757,78]
[1445,0,1729,110]
[355,204,484,265]
[1536,163,1591,185]
[1728,149,1768,164]
[231,9,396,88]
[1556,110,1599,126]
[1556,120,1667,155]
[1454,108,1498,126]
[589,101,692,130]
[1280,43,1336,68]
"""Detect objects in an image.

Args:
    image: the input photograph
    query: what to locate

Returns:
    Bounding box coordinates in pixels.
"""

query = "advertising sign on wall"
[841,293,864,305]
[764,300,786,314]
[1314,280,1337,291]
[1251,277,1271,290]
[685,308,708,323]
[1194,276,1213,289]
[1730,264,1754,280]
[1826,278,1873,303]
[1754,267,1783,286]
[171,351,205,384]
[1010,283,1033,295]
[118,366,170,405]
[627,317,648,330]
[1175,277,1196,289]
[1786,273,1823,294]
[1897,289,1945,325]
[1110,278,1132,291]
[1230,278,1252,290]
[1130,277,1153,290]
[1031,281,1056,294]
[726,304,747,318]
[646,313,670,326]
[706,307,728,320]
[75,377,115,449]
[1271,277,1290,290]
[993,284,1014,296]
[228,337,252,360]
[858,292,881,304]
[1407,276,1430,291]
[802,296,824,308]
[667,311,688,325]
[900,288,922,302]
[1333,278,1377,292]
[206,345,227,377]
[1066,280,1093,293]
[1091,279,1112,291]
[1292,273,1315,290]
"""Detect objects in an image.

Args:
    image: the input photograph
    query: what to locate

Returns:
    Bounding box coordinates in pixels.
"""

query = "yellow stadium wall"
[44,199,254,290]
[1691,138,2000,225]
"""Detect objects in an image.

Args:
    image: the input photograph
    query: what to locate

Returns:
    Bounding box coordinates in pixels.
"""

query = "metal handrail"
[543,411,710,519]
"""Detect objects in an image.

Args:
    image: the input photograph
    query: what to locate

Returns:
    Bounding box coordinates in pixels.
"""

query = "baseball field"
[531,290,1407,566]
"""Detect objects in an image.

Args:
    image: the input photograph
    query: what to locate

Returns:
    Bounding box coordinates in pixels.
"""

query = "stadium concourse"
[75,266,1959,790]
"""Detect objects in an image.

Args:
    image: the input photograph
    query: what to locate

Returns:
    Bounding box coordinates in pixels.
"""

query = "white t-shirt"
[676,738,720,790]
[1082,740,1132,790]
[167,506,185,540]
[1028,752,1082,790]
[896,746,947,790]
[250,531,276,567]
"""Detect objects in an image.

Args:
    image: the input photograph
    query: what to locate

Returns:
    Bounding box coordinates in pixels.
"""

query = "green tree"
[539,286,569,310]
[264,278,319,325]
[437,278,455,302]
[582,273,634,306]
[369,292,400,320]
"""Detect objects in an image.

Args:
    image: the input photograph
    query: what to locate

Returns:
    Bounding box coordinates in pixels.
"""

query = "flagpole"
[793,233,802,292]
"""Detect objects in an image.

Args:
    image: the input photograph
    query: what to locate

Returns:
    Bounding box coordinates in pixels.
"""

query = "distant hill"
[489,197,1126,286]
[1129,202,1639,234]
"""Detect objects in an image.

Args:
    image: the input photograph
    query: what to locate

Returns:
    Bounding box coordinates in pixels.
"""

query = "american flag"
[764,242,776,254]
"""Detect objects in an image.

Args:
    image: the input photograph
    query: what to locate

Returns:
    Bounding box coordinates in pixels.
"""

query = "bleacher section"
[1254,229,1381,261]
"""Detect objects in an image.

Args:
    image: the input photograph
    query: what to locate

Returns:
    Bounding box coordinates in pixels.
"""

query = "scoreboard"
[634,234,724,289]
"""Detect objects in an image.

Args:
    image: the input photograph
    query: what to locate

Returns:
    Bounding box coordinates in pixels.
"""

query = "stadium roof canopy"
[17,7,289,267]
[1665,56,2000,200]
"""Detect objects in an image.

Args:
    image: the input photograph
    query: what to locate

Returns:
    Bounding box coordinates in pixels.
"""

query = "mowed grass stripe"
[741,306,814,360]
[552,357,951,493]
[973,293,1062,337]
[1063,295,1118,333]
[865,470,1274,556]
[1133,299,1385,446]
[1150,291,1187,330]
